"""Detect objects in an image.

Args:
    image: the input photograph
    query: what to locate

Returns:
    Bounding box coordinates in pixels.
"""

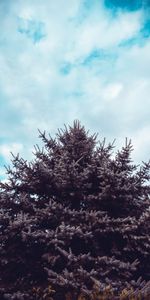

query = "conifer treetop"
[0,121,150,299]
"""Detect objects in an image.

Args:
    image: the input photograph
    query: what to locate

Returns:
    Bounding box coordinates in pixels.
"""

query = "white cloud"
[0,0,149,174]
[103,83,123,100]
[131,126,150,162]
[0,143,23,162]
[66,10,142,62]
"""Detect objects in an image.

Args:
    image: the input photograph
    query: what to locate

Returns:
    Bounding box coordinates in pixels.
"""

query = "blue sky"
[0,0,150,180]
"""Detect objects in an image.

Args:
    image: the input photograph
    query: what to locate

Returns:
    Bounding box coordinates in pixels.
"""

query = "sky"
[0,0,150,181]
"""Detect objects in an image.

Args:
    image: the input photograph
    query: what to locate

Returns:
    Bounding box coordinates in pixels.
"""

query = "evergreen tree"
[0,121,150,299]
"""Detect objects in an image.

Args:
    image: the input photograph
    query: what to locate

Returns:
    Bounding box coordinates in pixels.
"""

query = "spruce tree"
[0,121,150,299]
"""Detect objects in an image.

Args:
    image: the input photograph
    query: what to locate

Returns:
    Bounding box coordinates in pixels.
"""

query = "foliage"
[0,121,150,299]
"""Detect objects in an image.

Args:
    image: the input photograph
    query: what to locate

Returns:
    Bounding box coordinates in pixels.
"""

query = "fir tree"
[0,120,150,299]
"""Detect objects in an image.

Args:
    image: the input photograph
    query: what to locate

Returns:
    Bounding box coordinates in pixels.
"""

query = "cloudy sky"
[0,0,150,180]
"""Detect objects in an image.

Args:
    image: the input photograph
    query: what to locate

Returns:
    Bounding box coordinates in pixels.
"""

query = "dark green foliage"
[0,121,150,299]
